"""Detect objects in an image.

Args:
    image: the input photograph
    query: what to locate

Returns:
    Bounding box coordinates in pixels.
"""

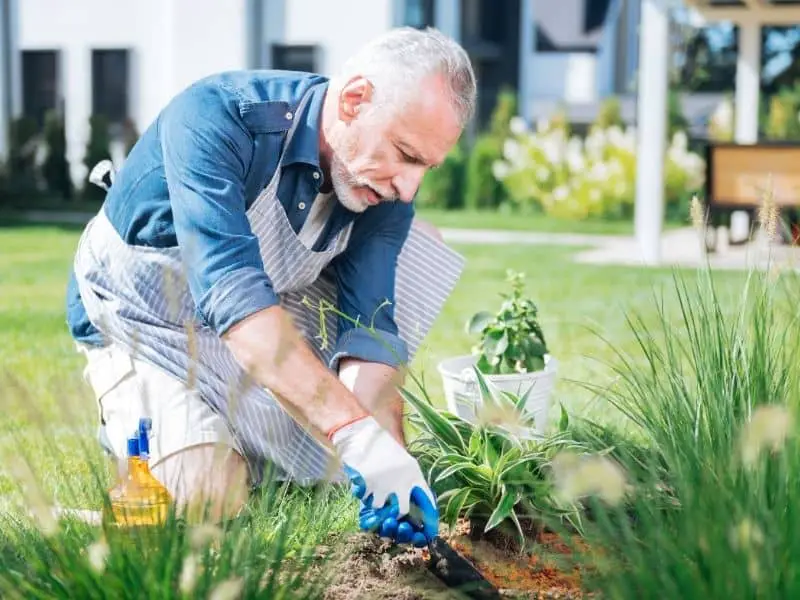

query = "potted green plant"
[437,270,559,437]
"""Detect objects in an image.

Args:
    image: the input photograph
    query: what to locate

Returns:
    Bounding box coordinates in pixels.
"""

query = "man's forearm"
[221,306,369,440]
[338,358,406,445]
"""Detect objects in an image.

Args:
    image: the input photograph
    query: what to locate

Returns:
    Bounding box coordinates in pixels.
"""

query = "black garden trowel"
[408,500,499,598]
[425,535,500,599]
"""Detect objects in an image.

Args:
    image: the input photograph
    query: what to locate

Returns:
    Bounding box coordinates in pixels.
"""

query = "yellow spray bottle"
[107,418,172,528]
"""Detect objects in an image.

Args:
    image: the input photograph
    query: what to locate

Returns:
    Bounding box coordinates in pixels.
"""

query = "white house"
[0,0,654,188]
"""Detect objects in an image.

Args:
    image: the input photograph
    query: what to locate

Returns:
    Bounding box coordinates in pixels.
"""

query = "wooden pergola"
[634,0,800,264]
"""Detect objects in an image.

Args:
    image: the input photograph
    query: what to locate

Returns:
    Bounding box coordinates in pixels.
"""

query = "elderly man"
[67,27,476,546]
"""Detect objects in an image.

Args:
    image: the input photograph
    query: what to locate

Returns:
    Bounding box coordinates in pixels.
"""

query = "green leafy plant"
[404,370,582,548]
[466,270,548,375]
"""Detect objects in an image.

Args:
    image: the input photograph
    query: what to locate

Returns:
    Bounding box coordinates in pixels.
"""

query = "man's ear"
[338,76,374,123]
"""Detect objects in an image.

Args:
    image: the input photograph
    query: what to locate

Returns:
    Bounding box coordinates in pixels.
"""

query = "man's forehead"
[392,98,461,164]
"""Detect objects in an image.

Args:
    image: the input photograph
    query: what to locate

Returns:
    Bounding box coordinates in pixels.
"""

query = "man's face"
[325,75,463,213]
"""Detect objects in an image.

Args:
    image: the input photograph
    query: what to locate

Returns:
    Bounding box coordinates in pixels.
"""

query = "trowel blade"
[427,536,500,599]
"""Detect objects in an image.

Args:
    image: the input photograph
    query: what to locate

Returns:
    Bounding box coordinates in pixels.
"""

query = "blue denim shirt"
[66,69,414,370]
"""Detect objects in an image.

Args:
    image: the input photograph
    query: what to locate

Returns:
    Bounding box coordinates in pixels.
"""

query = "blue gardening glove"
[330,416,439,546]
[356,486,439,548]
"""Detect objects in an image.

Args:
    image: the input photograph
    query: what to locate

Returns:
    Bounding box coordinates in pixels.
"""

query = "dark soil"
[319,522,590,600]
[320,533,455,599]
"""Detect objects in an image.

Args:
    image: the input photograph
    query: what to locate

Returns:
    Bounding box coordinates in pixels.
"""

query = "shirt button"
[312,172,320,180]
[285,111,293,120]
[298,202,306,210]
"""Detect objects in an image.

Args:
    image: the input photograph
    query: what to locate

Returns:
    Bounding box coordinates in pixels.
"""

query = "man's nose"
[393,168,426,203]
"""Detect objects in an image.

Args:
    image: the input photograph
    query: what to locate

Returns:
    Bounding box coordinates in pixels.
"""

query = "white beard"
[330,158,370,213]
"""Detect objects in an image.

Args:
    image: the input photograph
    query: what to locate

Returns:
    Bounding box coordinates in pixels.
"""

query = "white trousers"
[79,342,250,521]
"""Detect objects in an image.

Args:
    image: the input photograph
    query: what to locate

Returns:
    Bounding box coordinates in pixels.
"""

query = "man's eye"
[398,147,419,164]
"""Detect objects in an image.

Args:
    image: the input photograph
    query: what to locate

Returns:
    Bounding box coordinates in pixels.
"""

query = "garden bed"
[321,519,588,599]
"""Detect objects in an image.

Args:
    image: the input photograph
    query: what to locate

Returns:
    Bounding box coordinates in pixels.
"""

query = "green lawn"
[416,207,687,235]
[0,221,752,511]
[0,219,765,596]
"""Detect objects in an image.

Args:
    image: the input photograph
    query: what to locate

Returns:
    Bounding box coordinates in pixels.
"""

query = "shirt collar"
[282,80,329,170]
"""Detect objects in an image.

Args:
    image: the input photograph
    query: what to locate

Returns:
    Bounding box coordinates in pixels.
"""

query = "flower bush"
[492,117,706,220]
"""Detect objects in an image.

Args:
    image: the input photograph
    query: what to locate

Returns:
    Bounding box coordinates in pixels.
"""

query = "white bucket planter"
[437,354,558,438]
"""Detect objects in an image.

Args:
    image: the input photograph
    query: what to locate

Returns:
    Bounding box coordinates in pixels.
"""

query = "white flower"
[713,98,733,124]
[541,136,565,165]
[509,116,528,135]
[180,553,201,594]
[87,539,110,574]
[590,161,610,180]
[492,160,510,180]
[584,131,606,159]
[536,117,550,133]
[553,185,570,202]
[209,577,244,600]
[607,125,625,148]
[566,137,584,171]
[728,518,764,551]
[551,451,628,505]
[190,523,223,549]
[739,404,793,468]
[503,139,521,162]
[672,130,688,151]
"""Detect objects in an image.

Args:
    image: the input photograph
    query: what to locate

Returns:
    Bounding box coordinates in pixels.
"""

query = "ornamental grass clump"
[549,208,800,598]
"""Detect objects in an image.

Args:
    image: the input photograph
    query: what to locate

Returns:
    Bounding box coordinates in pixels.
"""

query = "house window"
[22,50,59,126]
[271,44,319,73]
[404,0,435,28]
[91,49,129,125]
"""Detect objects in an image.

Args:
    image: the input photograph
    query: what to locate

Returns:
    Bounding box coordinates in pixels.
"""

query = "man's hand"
[330,416,439,547]
[338,358,406,446]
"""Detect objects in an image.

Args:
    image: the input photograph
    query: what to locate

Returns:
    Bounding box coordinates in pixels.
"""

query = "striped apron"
[73,83,465,486]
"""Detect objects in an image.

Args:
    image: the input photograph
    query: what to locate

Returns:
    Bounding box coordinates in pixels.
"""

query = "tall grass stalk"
[552,248,800,597]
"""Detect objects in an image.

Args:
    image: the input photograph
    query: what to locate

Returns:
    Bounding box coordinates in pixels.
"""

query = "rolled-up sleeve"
[329,201,414,372]
[160,84,280,335]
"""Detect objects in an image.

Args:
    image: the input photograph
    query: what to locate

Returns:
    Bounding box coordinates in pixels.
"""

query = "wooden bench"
[704,142,800,251]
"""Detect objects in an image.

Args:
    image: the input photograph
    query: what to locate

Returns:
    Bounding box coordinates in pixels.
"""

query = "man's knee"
[150,443,250,524]
[413,218,444,242]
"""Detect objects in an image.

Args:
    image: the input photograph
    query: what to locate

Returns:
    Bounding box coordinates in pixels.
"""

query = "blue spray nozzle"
[138,418,152,458]
[127,436,140,458]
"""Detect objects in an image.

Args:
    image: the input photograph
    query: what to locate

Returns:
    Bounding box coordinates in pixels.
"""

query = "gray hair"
[337,27,477,127]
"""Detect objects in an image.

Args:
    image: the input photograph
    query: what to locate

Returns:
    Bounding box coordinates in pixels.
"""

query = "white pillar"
[64,46,91,189]
[634,0,669,265]
[0,0,20,162]
[518,0,534,123]
[435,0,460,43]
[735,20,761,144]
